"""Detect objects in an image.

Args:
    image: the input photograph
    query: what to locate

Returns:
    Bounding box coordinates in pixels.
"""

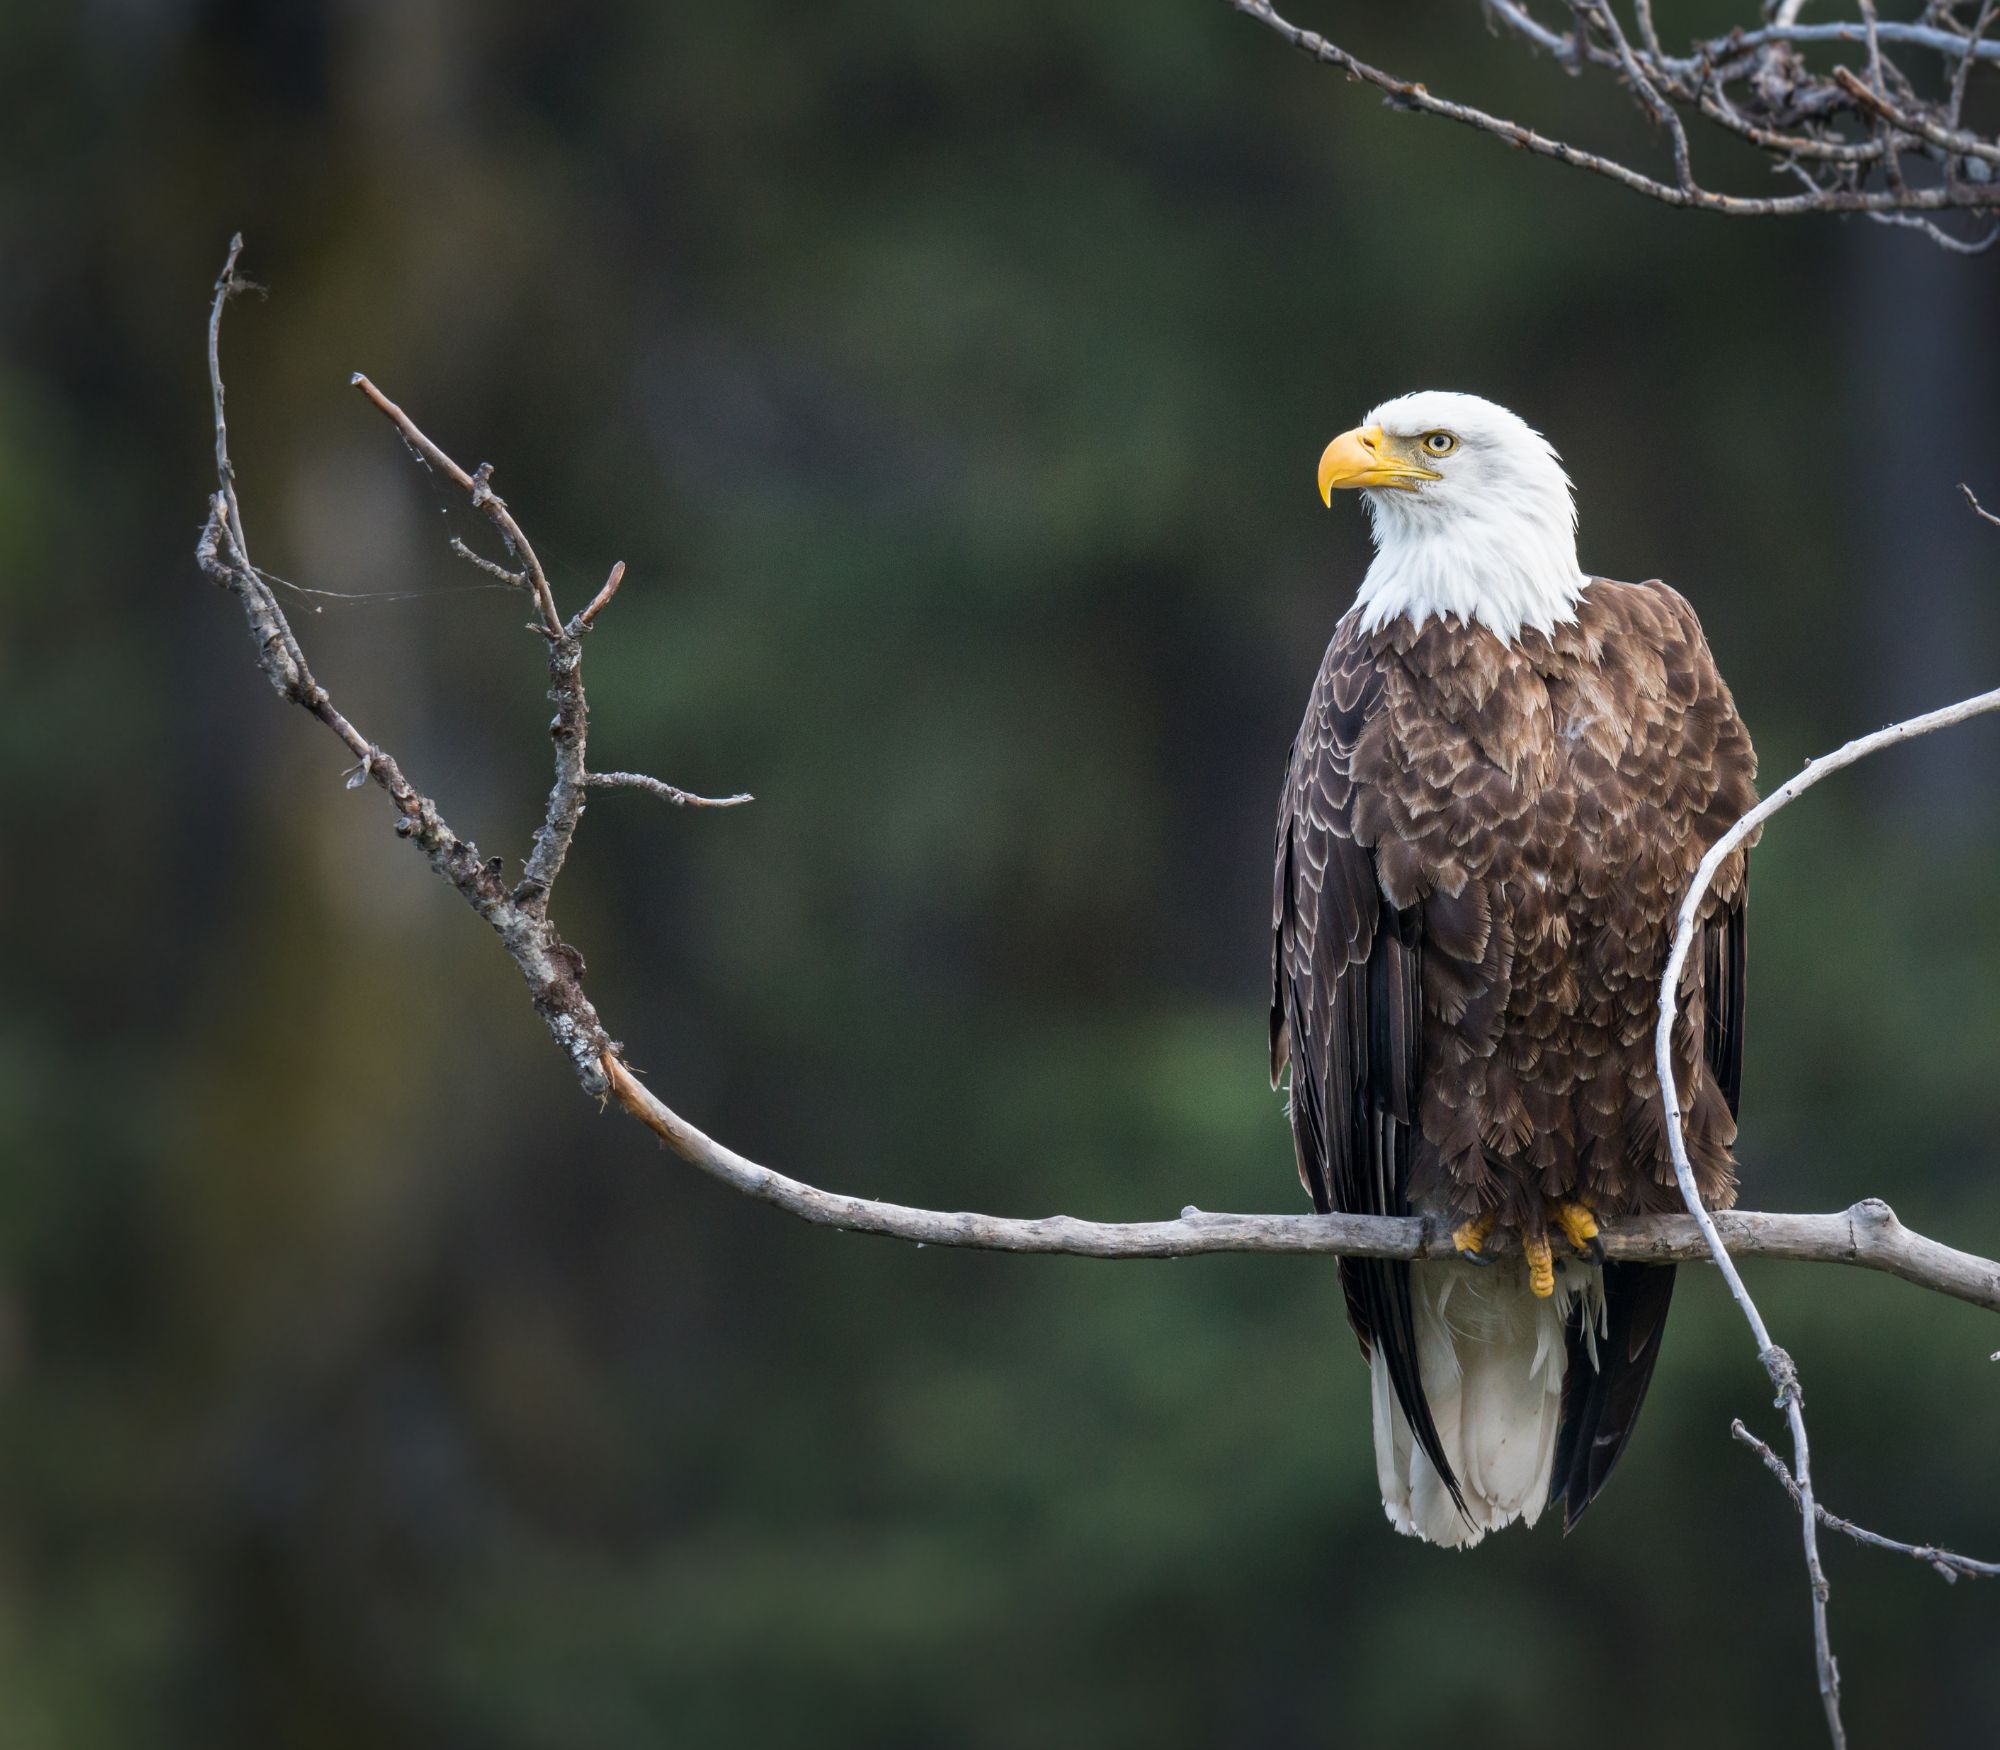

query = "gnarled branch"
[1224,0,2000,252]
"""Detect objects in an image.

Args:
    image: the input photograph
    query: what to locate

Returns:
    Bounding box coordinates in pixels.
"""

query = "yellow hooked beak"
[1317,425,1440,504]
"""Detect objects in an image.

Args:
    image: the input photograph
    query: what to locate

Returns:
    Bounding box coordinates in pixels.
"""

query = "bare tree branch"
[600,1052,2000,1298]
[1732,1420,2000,1582]
[1657,667,2000,1748]
[1224,0,2000,248]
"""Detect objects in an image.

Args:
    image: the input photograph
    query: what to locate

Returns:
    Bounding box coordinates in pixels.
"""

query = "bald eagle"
[1272,391,1757,1547]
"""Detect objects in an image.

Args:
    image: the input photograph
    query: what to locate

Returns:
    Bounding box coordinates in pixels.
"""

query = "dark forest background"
[4,3,1999,1745]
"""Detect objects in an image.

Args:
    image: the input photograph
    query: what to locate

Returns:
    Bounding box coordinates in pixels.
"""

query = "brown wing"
[1552,584,1754,1531]
[1272,624,1465,1515]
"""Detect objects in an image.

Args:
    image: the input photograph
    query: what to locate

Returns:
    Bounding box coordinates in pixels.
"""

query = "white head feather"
[1342,390,1587,644]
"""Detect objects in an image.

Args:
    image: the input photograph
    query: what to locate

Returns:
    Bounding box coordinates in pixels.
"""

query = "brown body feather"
[1272,578,1757,1525]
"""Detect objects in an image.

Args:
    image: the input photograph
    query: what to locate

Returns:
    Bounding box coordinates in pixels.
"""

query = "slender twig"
[448,536,527,589]
[1866,210,2000,253]
[1657,681,2000,1750]
[1632,0,1666,61]
[587,772,755,810]
[350,373,564,640]
[1695,86,1885,162]
[1857,0,1890,90]
[1733,1421,2000,1582]
[1833,67,2000,164]
[579,560,626,630]
[1964,484,2000,528]
[1585,0,1696,187]
[1664,18,2000,64]
[1947,2,1997,132]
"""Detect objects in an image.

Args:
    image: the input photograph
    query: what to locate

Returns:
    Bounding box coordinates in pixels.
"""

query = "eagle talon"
[1522,1230,1556,1299]
[1450,1209,1498,1263]
[1551,1198,1606,1265]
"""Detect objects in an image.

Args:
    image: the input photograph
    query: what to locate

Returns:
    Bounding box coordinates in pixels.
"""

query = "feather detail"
[1373,1260,1604,1548]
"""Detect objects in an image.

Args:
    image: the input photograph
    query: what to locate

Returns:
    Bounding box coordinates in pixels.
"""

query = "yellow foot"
[1550,1198,1606,1263]
[1450,1209,1498,1262]
[1523,1229,1556,1299]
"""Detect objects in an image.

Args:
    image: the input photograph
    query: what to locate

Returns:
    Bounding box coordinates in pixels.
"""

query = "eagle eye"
[1421,431,1458,457]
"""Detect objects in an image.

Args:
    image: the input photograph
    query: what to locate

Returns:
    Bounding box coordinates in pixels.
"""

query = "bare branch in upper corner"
[1964,484,2000,529]
[1223,0,2000,250]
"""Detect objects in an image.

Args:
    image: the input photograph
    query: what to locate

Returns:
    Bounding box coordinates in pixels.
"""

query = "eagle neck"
[1353,490,1588,645]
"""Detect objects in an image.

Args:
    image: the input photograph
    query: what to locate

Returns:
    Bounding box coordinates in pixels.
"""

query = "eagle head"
[1317,390,1587,644]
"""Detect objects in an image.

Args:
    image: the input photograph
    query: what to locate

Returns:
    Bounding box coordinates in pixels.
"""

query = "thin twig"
[1833,67,2000,165]
[1585,0,1696,188]
[1857,0,1890,90]
[1668,18,2000,64]
[350,373,565,639]
[1733,1421,2000,1582]
[1632,0,1666,61]
[448,536,527,589]
[579,560,626,630]
[586,771,755,810]
[1947,1,1997,131]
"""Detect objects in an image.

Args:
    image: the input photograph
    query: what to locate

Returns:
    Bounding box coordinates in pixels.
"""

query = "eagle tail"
[1551,1261,1676,1530]
[1372,1260,1601,1548]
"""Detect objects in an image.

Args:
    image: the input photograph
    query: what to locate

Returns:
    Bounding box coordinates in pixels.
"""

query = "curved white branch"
[1656,681,2000,1750]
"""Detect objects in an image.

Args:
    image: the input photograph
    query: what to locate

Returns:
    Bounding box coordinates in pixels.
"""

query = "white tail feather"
[1371,1260,1604,1548]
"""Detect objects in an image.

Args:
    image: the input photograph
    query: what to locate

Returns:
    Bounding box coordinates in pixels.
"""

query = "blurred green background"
[4,3,1999,1745]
